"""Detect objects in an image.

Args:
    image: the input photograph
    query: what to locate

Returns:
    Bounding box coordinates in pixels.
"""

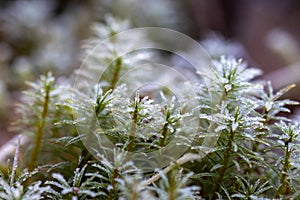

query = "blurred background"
[1,0,300,145]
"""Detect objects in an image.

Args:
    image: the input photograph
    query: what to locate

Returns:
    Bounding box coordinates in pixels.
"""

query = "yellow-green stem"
[110,57,122,90]
[28,85,50,171]
[108,169,119,200]
[168,173,176,200]
[212,128,235,198]
[159,121,170,147]
[127,100,138,151]
[276,143,291,197]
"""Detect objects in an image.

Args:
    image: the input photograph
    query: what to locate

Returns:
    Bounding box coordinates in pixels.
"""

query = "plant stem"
[142,153,201,186]
[252,109,269,150]
[219,89,227,106]
[168,172,176,200]
[108,169,119,200]
[159,122,169,147]
[80,92,108,169]
[110,57,122,90]
[276,142,291,197]
[213,128,235,198]
[131,188,138,200]
[249,110,269,175]
[28,84,50,171]
[127,98,139,151]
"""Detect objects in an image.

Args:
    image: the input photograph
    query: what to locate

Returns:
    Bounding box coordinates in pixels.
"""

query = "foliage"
[1,16,300,200]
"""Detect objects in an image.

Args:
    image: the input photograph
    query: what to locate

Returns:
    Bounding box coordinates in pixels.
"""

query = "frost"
[231,122,239,132]
[224,83,232,92]
[6,9,300,199]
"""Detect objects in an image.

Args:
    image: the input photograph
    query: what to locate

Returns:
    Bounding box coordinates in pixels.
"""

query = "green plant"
[1,16,300,200]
